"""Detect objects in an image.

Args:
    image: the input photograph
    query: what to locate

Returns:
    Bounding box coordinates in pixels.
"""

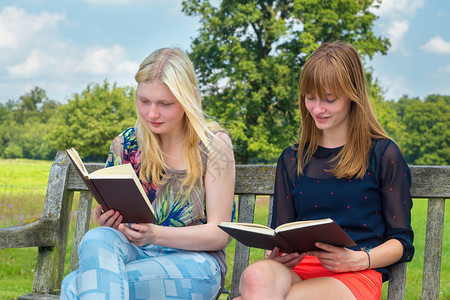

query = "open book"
[66,148,157,224]
[219,218,356,253]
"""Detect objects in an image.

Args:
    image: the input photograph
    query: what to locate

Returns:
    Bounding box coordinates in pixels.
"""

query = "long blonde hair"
[135,47,223,188]
[297,42,388,179]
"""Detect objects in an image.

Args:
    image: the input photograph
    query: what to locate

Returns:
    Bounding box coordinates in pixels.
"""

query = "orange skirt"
[292,256,382,300]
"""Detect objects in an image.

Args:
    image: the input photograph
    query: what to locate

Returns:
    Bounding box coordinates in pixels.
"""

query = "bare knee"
[239,260,291,300]
[240,260,272,289]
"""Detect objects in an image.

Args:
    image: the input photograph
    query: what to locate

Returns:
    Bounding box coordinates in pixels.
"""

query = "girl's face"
[305,89,352,136]
[136,81,185,138]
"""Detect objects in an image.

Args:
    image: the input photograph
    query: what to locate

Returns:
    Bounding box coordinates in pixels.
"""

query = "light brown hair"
[297,42,388,179]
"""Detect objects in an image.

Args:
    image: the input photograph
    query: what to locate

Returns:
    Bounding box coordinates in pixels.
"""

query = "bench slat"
[422,197,445,300]
[70,191,93,271]
[33,151,74,294]
[230,194,257,299]
[387,262,407,300]
[0,218,58,248]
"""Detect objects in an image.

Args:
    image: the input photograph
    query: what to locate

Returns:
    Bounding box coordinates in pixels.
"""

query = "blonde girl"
[62,48,235,300]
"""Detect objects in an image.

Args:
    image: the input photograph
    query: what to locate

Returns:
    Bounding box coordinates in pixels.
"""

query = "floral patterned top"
[105,126,229,286]
[272,138,414,281]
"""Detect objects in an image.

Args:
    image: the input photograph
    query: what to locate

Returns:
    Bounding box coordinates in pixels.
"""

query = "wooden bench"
[0,150,448,299]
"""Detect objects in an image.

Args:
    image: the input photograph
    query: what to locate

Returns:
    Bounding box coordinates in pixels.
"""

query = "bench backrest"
[2,150,447,299]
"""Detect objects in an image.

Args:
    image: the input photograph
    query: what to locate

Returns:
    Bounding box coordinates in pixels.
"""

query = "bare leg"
[238,259,300,300]
[238,260,356,300]
[286,276,356,300]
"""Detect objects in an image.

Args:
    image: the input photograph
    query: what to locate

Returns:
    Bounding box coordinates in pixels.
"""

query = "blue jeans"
[61,227,221,300]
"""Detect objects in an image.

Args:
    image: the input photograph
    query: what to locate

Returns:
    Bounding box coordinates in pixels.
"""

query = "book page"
[276,218,332,232]
[66,148,88,177]
[219,222,274,235]
[89,164,135,177]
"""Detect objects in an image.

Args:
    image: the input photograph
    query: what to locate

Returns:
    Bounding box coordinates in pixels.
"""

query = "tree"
[48,81,136,161]
[365,69,403,143]
[182,0,389,163]
[394,95,449,165]
[0,87,60,160]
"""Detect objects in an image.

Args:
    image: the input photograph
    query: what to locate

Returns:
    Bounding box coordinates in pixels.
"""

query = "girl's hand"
[94,204,123,230]
[306,242,368,272]
[265,247,306,269]
[119,223,161,247]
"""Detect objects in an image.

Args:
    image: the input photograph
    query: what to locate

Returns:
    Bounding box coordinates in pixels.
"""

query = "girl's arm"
[123,132,235,250]
[307,238,404,272]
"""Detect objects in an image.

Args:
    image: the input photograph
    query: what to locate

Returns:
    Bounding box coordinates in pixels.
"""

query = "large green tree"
[183,0,390,163]
[48,81,136,161]
[395,95,449,165]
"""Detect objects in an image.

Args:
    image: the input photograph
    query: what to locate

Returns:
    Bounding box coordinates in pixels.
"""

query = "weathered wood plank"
[230,194,256,300]
[67,164,450,198]
[422,198,445,300]
[409,166,450,198]
[33,150,74,294]
[70,191,93,271]
[0,218,57,248]
[18,293,59,300]
[387,263,407,300]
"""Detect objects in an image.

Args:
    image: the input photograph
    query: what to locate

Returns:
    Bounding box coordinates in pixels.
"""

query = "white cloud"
[373,0,424,19]
[370,0,425,53]
[0,6,65,51]
[437,65,450,73]
[377,74,412,100]
[9,43,138,78]
[76,45,138,75]
[83,0,162,4]
[387,21,409,52]
[1,6,139,102]
[421,36,450,54]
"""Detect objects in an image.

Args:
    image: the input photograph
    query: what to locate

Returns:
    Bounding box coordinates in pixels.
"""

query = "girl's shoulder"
[371,138,403,161]
[370,138,409,178]
[113,127,139,151]
[277,144,299,169]
[106,127,139,167]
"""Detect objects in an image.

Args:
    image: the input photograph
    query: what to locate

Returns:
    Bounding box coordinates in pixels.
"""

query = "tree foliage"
[48,81,136,161]
[182,0,390,163]
[0,87,60,160]
[395,95,449,165]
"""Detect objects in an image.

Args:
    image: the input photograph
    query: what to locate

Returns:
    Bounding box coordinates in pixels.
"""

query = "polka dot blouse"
[271,139,414,281]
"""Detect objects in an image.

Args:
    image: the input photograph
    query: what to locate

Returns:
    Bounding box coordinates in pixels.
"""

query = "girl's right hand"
[265,247,306,269]
[94,204,123,230]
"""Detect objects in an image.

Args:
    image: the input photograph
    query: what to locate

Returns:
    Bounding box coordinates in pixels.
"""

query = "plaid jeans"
[61,227,221,300]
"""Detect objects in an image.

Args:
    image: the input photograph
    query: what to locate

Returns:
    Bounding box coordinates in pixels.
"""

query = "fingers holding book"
[265,247,307,269]
[95,204,123,230]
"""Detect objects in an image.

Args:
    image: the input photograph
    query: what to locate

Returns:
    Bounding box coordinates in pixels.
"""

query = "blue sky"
[0,0,449,104]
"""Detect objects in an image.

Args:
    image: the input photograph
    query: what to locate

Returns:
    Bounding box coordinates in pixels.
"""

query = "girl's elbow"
[211,231,230,250]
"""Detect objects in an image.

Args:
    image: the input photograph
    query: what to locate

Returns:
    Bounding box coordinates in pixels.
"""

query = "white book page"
[276,218,332,232]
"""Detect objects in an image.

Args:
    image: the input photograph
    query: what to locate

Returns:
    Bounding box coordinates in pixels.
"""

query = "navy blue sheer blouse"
[271,139,414,281]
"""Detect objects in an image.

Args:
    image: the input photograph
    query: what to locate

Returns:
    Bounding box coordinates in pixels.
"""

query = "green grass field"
[0,159,448,299]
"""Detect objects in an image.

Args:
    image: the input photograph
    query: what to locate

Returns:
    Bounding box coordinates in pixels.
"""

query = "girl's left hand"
[119,223,160,247]
[265,247,307,269]
[306,242,368,272]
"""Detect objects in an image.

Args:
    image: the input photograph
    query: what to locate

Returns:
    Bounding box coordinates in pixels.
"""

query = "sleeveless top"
[105,126,229,287]
[272,139,414,281]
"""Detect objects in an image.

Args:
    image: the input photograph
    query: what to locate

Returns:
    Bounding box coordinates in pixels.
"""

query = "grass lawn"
[0,159,449,299]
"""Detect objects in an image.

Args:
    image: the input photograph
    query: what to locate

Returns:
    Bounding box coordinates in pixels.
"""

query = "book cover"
[218,218,356,253]
[66,148,157,224]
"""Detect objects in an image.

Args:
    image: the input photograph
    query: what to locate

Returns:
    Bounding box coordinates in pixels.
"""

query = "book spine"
[273,233,298,253]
